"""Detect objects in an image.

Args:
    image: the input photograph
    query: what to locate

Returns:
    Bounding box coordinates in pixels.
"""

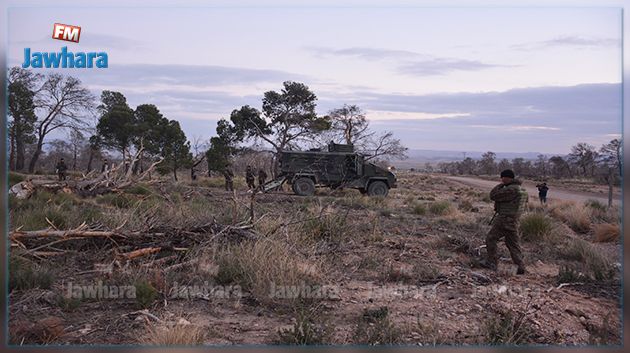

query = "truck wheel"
[367,181,389,197]
[293,177,315,196]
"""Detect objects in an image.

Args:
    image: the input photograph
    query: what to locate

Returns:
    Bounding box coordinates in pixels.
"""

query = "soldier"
[101,158,110,174]
[223,166,234,191]
[258,168,268,191]
[55,158,68,181]
[245,165,256,190]
[480,169,529,275]
[536,182,549,205]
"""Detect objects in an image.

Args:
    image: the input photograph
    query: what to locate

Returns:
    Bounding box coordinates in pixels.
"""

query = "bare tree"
[363,131,408,161]
[190,135,209,179]
[599,138,622,178]
[28,73,95,173]
[534,154,548,179]
[68,129,86,170]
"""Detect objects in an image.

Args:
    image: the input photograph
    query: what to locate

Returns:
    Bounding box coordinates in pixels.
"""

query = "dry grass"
[519,212,560,243]
[549,201,591,233]
[353,307,403,345]
[561,238,614,281]
[143,323,205,345]
[593,223,620,243]
[214,239,323,307]
[428,200,453,215]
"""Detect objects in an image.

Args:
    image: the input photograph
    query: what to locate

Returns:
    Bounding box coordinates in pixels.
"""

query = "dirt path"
[445,176,621,205]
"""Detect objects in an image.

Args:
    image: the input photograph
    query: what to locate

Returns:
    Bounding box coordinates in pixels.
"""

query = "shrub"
[585,199,607,212]
[561,238,614,281]
[549,202,591,233]
[301,212,352,244]
[411,203,427,215]
[125,184,152,195]
[429,201,452,215]
[593,223,620,243]
[354,307,403,345]
[135,281,158,309]
[9,257,55,291]
[97,193,133,208]
[458,199,474,212]
[519,212,555,242]
[556,265,587,284]
[276,310,332,345]
[482,310,535,345]
[214,241,321,307]
[144,324,205,345]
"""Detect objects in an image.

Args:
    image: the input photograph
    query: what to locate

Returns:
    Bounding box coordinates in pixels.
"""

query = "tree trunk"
[28,138,44,173]
[72,147,78,170]
[16,139,26,171]
[9,132,15,171]
[86,148,95,172]
[173,165,178,181]
[608,168,613,209]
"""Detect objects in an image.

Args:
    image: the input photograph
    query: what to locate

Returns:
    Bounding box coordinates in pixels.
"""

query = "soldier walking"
[101,158,110,174]
[223,166,234,191]
[245,165,256,190]
[481,169,529,275]
[258,168,268,192]
[536,182,549,204]
[55,158,68,181]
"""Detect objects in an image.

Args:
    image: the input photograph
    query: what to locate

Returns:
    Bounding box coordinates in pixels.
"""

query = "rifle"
[488,212,497,225]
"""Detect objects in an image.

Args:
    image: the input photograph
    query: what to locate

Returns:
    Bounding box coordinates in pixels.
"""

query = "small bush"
[276,310,332,345]
[135,281,158,309]
[585,199,607,212]
[354,307,403,345]
[410,203,427,215]
[556,265,587,284]
[482,310,535,345]
[9,257,55,291]
[97,193,133,208]
[125,184,152,195]
[593,223,620,243]
[458,199,474,212]
[561,238,614,281]
[549,202,591,233]
[429,201,452,215]
[144,324,205,345]
[214,241,321,307]
[302,212,351,243]
[519,212,555,242]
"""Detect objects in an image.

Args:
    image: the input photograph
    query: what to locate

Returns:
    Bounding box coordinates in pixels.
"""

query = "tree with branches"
[28,73,95,173]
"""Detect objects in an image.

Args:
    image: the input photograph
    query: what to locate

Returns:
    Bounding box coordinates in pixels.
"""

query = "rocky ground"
[8,171,622,346]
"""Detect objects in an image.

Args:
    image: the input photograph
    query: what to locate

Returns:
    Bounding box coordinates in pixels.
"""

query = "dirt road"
[446,176,621,205]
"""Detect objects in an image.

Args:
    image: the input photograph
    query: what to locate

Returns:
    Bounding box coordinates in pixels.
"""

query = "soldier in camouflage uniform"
[481,169,529,275]
[245,165,256,190]
[55,158,68,181]
[223,166,234,191]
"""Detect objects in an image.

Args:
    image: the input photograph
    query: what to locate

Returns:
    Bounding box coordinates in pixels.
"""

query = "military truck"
[262,143,397,197]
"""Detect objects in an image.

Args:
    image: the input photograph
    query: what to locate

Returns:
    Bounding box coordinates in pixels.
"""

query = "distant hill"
[392,149,562,169]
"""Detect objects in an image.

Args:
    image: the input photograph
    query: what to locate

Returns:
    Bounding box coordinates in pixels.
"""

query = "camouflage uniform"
[245,166,256,190]
[55,160,68,181]
[258,169,268,191]
[486,180,528,271]
[223,168,234,191]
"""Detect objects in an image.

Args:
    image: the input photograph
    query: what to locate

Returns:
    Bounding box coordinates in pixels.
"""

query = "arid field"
[8,171,622,345]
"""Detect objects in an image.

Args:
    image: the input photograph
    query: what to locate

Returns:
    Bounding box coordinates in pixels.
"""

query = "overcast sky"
[6,5,622,154]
